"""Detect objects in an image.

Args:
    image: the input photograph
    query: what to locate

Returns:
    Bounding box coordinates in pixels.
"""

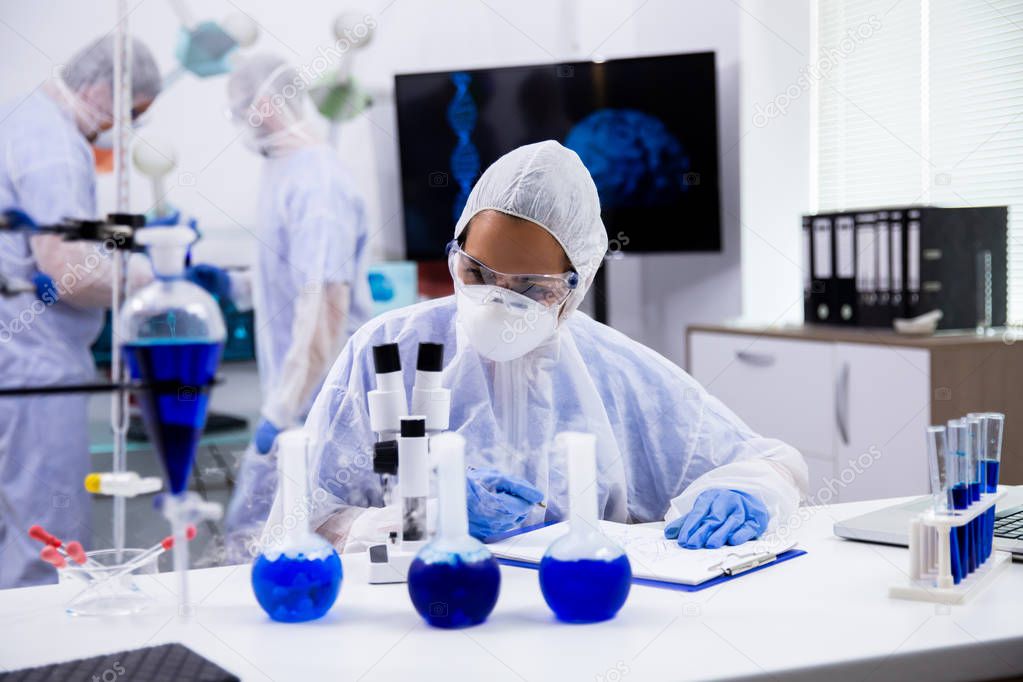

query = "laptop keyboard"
[994,506,1023,540]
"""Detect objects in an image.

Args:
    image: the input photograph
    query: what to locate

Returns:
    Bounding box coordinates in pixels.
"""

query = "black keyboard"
[994,505,1023,540]
[0,643,239,682]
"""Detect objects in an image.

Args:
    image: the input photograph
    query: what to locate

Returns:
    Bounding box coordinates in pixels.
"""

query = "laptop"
[834,486,1023,557]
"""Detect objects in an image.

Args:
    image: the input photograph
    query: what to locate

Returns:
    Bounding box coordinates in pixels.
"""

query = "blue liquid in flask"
[539,554,632,623]
[407,549,501,629]
[123,340,222,494]
[252,549,342,622]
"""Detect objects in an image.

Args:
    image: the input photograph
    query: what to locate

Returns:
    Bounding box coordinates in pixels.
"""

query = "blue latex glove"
[466,467,545,541]
[144,209,181,227]
[2,208,37,230]
[254,418,281,455]
[32,272,59,305]
[185,264,231,300]
[664,489,770,549]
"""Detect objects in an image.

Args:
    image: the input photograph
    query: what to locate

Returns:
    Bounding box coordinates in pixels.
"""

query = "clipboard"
[486,521,807,593]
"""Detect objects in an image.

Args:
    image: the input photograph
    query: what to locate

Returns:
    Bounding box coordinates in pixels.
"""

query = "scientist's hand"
[254,418,281,455]
[32,272,59,305]
[664,489,769,549]
[185,264,232,300]
[466,467,544,541]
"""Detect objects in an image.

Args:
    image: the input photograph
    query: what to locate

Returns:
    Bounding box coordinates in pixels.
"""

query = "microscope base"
[366,541,426,584]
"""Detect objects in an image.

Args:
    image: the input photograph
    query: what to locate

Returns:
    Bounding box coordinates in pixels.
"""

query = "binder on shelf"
[907,217,921,312]
[904,206,1008,329]
[854,212,887,327]
[877,218,892,323]
[810,216,834,323]
[890,210,906,321]
[834,215,856,324]
[802,216,813,321]
[803,205,1007,330]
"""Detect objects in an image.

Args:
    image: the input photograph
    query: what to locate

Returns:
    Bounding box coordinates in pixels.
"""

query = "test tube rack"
[889,490,1010,604]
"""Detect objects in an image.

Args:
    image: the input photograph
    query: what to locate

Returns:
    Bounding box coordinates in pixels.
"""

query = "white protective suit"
[0,36,161,588]
[221,55,372,559]
[285,141,808,553]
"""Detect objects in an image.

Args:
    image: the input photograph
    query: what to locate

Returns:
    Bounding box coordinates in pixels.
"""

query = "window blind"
[815,0,1023,323]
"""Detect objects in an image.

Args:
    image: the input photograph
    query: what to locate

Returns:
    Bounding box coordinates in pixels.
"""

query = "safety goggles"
[447,240,579,308]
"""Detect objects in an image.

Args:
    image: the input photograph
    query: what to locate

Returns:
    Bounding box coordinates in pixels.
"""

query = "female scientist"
[290,141,806,554]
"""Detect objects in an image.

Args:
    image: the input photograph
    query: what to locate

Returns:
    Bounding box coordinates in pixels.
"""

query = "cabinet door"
[833,343,931,502]
[689,333,835,458]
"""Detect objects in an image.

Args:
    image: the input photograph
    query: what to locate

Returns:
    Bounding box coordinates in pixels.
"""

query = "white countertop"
[2,497,1021,682]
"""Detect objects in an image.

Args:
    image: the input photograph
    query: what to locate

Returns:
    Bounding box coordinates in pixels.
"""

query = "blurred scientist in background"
[0,36,161,588]
[221,53,373,560]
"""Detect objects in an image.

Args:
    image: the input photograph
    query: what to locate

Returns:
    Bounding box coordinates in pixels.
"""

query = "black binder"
[803,205,1007,330]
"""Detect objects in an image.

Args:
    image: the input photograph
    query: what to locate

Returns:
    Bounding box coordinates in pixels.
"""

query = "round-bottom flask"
[538,431,631,623]
[408,432,501,629]
[539,532,631,623]
[252,537,342,623]
[408,536,500,629]
[251,430,342,622]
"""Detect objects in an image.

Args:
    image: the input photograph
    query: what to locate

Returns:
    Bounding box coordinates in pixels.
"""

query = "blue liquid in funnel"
[539,555,631,623]
[123,340,222,494]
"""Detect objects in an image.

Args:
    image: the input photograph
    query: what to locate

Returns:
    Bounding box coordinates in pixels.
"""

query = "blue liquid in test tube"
[982,414,1005,560]
[965,418,981,572]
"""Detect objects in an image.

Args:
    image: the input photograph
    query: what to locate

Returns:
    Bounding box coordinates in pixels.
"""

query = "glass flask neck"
[562,432,600,534]
[277,430,313,548]
[433,433,471,541]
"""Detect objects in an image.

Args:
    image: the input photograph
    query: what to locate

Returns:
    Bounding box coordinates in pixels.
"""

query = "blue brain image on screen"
[564,109,691,209]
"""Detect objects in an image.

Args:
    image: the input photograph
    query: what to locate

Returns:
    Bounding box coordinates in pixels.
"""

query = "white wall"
[0,0,747,366]
[738,0,813,326]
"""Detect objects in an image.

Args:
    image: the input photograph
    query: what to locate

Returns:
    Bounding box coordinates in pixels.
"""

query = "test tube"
[982,413,1005,560]
[926,426,951,514]
[966,416,983,570]
[927,426,961,584]
[982,413,1004,493]
[966,416,984,504]
[947,420,971,577]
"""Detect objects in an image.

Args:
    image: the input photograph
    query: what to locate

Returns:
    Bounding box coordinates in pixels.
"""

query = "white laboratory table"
[1,497,1021,682]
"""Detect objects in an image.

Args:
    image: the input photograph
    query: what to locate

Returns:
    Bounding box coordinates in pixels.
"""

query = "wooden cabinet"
[688,324,1023,502]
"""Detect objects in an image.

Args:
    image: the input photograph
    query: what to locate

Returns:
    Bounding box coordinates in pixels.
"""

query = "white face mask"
[456,285,559,362]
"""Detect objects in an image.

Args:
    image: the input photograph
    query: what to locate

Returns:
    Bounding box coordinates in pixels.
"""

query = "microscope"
[366,342,451,583]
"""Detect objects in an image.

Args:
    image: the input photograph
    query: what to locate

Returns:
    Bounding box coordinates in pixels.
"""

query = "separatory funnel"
[252,430,342,622]
[407,432,500,628]
[539,432,631,623]
[119,226,225,615]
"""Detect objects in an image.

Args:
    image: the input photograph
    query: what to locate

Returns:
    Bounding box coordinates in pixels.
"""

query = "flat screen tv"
[394,51,721,260]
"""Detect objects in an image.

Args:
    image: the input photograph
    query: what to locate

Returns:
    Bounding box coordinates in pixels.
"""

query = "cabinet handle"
[735,350,775,368]
[835,362,850,446]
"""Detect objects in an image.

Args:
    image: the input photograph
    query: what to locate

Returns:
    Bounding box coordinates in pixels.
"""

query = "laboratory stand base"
[889,551,1011,604]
